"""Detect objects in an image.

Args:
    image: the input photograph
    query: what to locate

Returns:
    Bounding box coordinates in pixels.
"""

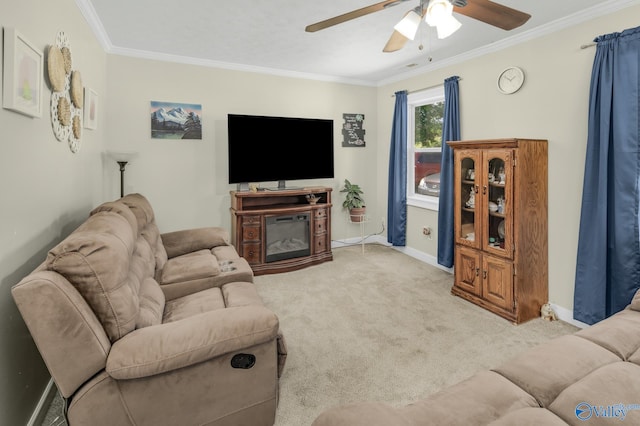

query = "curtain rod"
[581,42,596,49]
[391,78,462,97]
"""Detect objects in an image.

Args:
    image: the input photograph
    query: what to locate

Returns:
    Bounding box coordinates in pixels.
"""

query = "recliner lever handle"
[231,353,256,369]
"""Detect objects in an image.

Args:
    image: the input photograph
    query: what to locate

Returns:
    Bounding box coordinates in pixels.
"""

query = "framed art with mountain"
[150,101,202,140]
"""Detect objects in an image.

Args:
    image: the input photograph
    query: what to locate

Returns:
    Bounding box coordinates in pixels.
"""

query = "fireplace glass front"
[265,214,310,262]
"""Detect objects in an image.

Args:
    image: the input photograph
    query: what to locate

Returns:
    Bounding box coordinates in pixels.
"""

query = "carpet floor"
[40,244,579,426]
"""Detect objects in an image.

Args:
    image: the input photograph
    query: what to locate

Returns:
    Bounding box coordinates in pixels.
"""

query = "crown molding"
[76,0,640,87]
[377,0,640,86]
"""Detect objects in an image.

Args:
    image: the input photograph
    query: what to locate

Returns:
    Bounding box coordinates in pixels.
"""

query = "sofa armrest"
[106,306,278,380]
[161,227,230,258]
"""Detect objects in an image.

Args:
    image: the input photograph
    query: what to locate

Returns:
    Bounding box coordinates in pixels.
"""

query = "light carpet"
[40,243,579,426]
[256,244,579,425]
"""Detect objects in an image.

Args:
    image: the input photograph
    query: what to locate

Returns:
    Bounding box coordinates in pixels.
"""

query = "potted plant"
[340,179,366,222]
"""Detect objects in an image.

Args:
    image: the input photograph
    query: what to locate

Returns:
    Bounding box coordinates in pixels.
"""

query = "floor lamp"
[106,151,139,198]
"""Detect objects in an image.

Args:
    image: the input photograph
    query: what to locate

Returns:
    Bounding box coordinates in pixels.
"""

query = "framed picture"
[84,88,98,129]
[150,101,202,140]
[2,28,43,118]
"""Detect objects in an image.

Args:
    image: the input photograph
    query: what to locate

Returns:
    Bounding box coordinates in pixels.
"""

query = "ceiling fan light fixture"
[425,0,461,39]
[393,10,422,40]
[425,0,452,26]
[435,14,461,39]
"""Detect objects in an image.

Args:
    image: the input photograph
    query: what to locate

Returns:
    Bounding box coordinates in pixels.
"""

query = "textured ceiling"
[78,0,639,85]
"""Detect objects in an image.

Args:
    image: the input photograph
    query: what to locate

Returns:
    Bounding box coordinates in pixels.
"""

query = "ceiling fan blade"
[306,0,412,33]
[383,30,409,52]
[453,0,530,31]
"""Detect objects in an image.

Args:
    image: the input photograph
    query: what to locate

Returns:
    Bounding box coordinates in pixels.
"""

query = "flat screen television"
[227,114,334,189]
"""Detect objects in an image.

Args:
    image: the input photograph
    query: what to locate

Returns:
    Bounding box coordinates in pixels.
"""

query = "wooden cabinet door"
[454,150,482,250]
[454,246,482,296]
[482,254,514,311]
[482,150,514,260]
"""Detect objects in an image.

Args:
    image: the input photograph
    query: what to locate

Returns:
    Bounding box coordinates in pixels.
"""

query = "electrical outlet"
[422,226,432,239]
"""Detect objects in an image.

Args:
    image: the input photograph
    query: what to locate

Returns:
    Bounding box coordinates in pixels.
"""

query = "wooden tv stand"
[230,187,333,275]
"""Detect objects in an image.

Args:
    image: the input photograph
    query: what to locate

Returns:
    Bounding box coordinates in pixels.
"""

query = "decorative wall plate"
[47,46,66,92]
[70,71,83,108]
[49,31,82,153]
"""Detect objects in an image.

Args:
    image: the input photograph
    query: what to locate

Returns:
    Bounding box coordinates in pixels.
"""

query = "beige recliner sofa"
[12,193,286,426]
[313,290,640,426]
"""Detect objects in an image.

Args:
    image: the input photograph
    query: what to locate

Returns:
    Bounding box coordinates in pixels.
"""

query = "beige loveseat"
[12,193,286,426]
[313,290,640,425]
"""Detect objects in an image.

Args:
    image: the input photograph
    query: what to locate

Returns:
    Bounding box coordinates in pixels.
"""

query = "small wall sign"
[342,113,365,147]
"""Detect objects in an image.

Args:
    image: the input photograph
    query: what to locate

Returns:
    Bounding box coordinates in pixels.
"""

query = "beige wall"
[105,56,378,238]
[2,1,639,423]
[0,0,108,423]
[376,5,640,313]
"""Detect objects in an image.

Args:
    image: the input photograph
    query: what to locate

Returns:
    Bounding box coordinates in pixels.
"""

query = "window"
[407,86,445,210]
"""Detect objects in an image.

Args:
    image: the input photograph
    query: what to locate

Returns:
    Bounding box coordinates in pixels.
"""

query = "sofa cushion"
[487,407,568,425]
[120,193,168,272]
[90,201,138,235]
[136,277,165,328]
[223,281,264,307]
[47,211,139,342]
[400,370,539,425]
[548,361,640,423]
[212,245,241,261]
[492,335,621,408]
[575,309,640,360]
[162,227,230,258]
[163,287,226,323]
[160,250,220,285]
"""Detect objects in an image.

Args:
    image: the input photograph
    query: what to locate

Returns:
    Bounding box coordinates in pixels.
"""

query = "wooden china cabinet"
[448,139,548,324]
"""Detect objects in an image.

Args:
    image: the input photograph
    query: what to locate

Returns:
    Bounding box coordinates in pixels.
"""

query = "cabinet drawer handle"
[483,185,487,195]
[474,185,479,194]
[483,270,487,279]
[475,267,480,277]
[248,231,254,238]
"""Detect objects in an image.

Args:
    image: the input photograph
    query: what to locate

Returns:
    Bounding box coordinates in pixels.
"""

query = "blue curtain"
[388,91,408,246]
[574,26,640,325]
[437,76,461,268]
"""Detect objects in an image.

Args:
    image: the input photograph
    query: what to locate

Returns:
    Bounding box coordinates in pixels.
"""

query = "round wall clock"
[497,66,525,95]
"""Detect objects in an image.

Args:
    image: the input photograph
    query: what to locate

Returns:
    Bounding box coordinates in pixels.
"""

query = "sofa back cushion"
[137,277,165,328]
[120,193,168,273]
[47,211,140,342]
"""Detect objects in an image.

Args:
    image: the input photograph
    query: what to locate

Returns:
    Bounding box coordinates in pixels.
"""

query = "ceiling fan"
[305,0,531,52]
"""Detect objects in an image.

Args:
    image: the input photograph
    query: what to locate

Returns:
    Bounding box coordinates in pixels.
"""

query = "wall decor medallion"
[47,31,82,153]
[2,27,44,118]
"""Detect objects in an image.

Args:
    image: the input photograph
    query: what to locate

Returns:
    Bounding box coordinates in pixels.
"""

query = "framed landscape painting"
[150,101,202,140]
[2,28,43,118]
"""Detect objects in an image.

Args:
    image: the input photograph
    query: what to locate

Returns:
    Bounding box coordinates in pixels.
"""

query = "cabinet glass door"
[483,150,513,259]
[455,150,481,249]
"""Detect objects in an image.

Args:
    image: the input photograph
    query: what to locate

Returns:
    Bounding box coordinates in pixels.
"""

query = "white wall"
[0,0,108,423]
[376,5,640,314]
[105,55,379,238]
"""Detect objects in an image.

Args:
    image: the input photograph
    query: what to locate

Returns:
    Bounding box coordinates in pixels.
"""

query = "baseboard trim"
[551,303,589,329]
[28,378,57,426]
[331,236,454,273]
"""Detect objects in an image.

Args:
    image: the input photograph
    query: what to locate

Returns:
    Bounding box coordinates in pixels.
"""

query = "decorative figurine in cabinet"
[448,139,548,324]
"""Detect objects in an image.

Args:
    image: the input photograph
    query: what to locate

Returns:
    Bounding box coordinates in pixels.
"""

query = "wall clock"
[496,66,525,95]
